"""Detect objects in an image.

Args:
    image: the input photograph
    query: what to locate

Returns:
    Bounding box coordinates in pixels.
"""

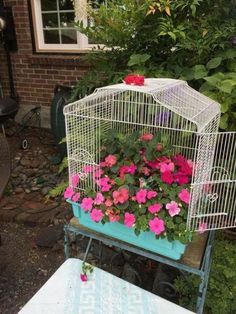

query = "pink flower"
[141,167,150,176]
[64,187,74,199]
[109,213,120,222]
[148,203,162,214]
[80,274,88,282]
[149,217,165,235]
[136,189,147,204]
[94,192,104,205]
[113,188,129,204]
[93,169,104,179]
[198,222,208,234]
[161,172,174,185]
[90,208,104,222]
[174,173,189,185]
[140,133,153,141]
[147,160,159,169]
[83,165,95,173]
[81,197,93,211]
[71,174,80,187]
[160,162,174,173]
[72,192,80,202]
[124,212,136,228]
[147,191,157,199]
[178,189,190,205]
[166,201,181,217]
[96,177,112,192]
[119,163,137,177]
[104,154,117,167]
[156,143,162,152]
[105,198,113,207]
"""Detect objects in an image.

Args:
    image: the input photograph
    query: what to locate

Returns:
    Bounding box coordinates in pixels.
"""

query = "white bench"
[18,258,195,314]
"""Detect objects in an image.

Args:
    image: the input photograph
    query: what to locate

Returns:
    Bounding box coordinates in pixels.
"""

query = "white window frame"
[31,0,96,52]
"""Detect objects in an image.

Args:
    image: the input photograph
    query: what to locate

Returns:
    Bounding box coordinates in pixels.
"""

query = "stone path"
[0,122,71,226]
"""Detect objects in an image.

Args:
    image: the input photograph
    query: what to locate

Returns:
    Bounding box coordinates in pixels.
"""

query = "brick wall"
[0,0,88,110]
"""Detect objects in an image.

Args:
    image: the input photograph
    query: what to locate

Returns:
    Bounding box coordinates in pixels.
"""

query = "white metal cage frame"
[64,78,236,231]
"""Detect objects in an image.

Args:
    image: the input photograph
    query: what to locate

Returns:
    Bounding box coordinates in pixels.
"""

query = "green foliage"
[72,0,236,130]
[174,237,236,314]
[46,181,68,199]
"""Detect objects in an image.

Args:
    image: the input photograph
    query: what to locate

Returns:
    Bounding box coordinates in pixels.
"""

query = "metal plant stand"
[64,219,215,314]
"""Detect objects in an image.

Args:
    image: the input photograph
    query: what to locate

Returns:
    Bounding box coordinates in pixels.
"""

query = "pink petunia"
[71,174,80,187]
[81,197,93,211]
[198,222,208,234]
[149,217,165,235]
[161,171,174,185]
[72,192,80,202]
[147,191,157,200]
[113,188,129,204]
[64,187,74,199]
[124,212,136,228]
[140,133,153,141]
[136,189,147,204]
[104,154,117,167]
[90,208,104,222]
[148,203,162,214]
[166,201,181,217]
[178,189,191,205]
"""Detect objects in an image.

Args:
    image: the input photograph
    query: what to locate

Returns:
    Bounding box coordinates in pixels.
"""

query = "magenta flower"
[178,189,190,205]
[140,133,153,141]
[104,154,117,167]
[149,217,165,235]
[148,203,162,214]
[71,174,80,187]
[147,190,157,199]
[80,274,88,282]
[94,192,104,205]
[166,201,181,217]
[64,187,74,199]
[119,163,137,177]
[83,165,95,173]
[72,192,80,202]
[96,177,112,192]
[136,189,147,204]
[113,188,129,204]
[124,212,136,228]
[161,171,174,185]
[174,173,189,185]
[198,222,208,234]
[90,208,104,222]
[160,162,174,173]
[81,197,93,211]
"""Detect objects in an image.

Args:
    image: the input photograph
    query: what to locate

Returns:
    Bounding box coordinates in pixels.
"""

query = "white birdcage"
[64,78,236,232]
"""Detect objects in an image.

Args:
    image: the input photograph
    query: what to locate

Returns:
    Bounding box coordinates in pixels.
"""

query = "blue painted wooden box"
[68,200,186,260]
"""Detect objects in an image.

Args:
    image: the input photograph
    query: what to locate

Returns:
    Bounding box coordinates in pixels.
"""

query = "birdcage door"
[187,131,236,231]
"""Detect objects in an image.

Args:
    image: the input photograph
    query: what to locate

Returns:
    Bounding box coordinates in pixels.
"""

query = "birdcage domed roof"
[96,78,220,132]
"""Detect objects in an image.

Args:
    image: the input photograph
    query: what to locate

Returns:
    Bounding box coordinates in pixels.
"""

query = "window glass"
[41,0,57,11]
[61,29,77,44]
[43,30,60,43]
[60,12,75,28]
[59,0,74,10]
[42,13,59,28]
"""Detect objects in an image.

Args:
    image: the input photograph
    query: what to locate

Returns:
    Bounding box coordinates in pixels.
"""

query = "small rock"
[15,187,24,194]
[2,204,18,210]
[31,187,40,191]
[20,158,31,167]
[36,224,63,248]
[25,189,31,194]
[41,186,51,196]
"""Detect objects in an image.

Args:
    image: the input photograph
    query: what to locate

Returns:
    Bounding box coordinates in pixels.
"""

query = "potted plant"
[64,130,196,260]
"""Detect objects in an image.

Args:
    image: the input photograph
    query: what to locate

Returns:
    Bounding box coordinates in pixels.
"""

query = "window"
[31,0,93,52]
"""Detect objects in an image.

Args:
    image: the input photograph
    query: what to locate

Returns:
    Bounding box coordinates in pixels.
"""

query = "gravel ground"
[0,222,64,314]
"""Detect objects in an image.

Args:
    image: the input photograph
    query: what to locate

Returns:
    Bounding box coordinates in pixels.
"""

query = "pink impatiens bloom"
[109,212,120,222]
[124,212,136,228]
[198,222,208,234]
[94,192,104,205]
[149,217,165,235]
[90,208,104,222]
[119,163,137,177]
[96,177,112,192]
[72,192,80,202]
[81,197,93,211]
[174,173,189,185]
[105,198,113,207]
[147,190,157,199]
[113,188,129,204]
[136,189,147,204]
[71,174,80,187]
[148,203,162,214]
[178,189,190,205]
[104,154,117,167]
[161,171,174,185]
[140,133,153,141]
[166,201,181,217]
[64,187,74,199]
[160,162,174,173]
[83,165,95,173]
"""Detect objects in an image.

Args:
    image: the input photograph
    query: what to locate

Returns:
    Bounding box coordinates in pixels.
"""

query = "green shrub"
[174,237,236,314]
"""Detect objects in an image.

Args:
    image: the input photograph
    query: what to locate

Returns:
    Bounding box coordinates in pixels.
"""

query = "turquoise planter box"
[68,200,186,260]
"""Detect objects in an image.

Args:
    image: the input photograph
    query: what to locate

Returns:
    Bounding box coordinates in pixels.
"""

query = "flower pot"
[68,200,187,260]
